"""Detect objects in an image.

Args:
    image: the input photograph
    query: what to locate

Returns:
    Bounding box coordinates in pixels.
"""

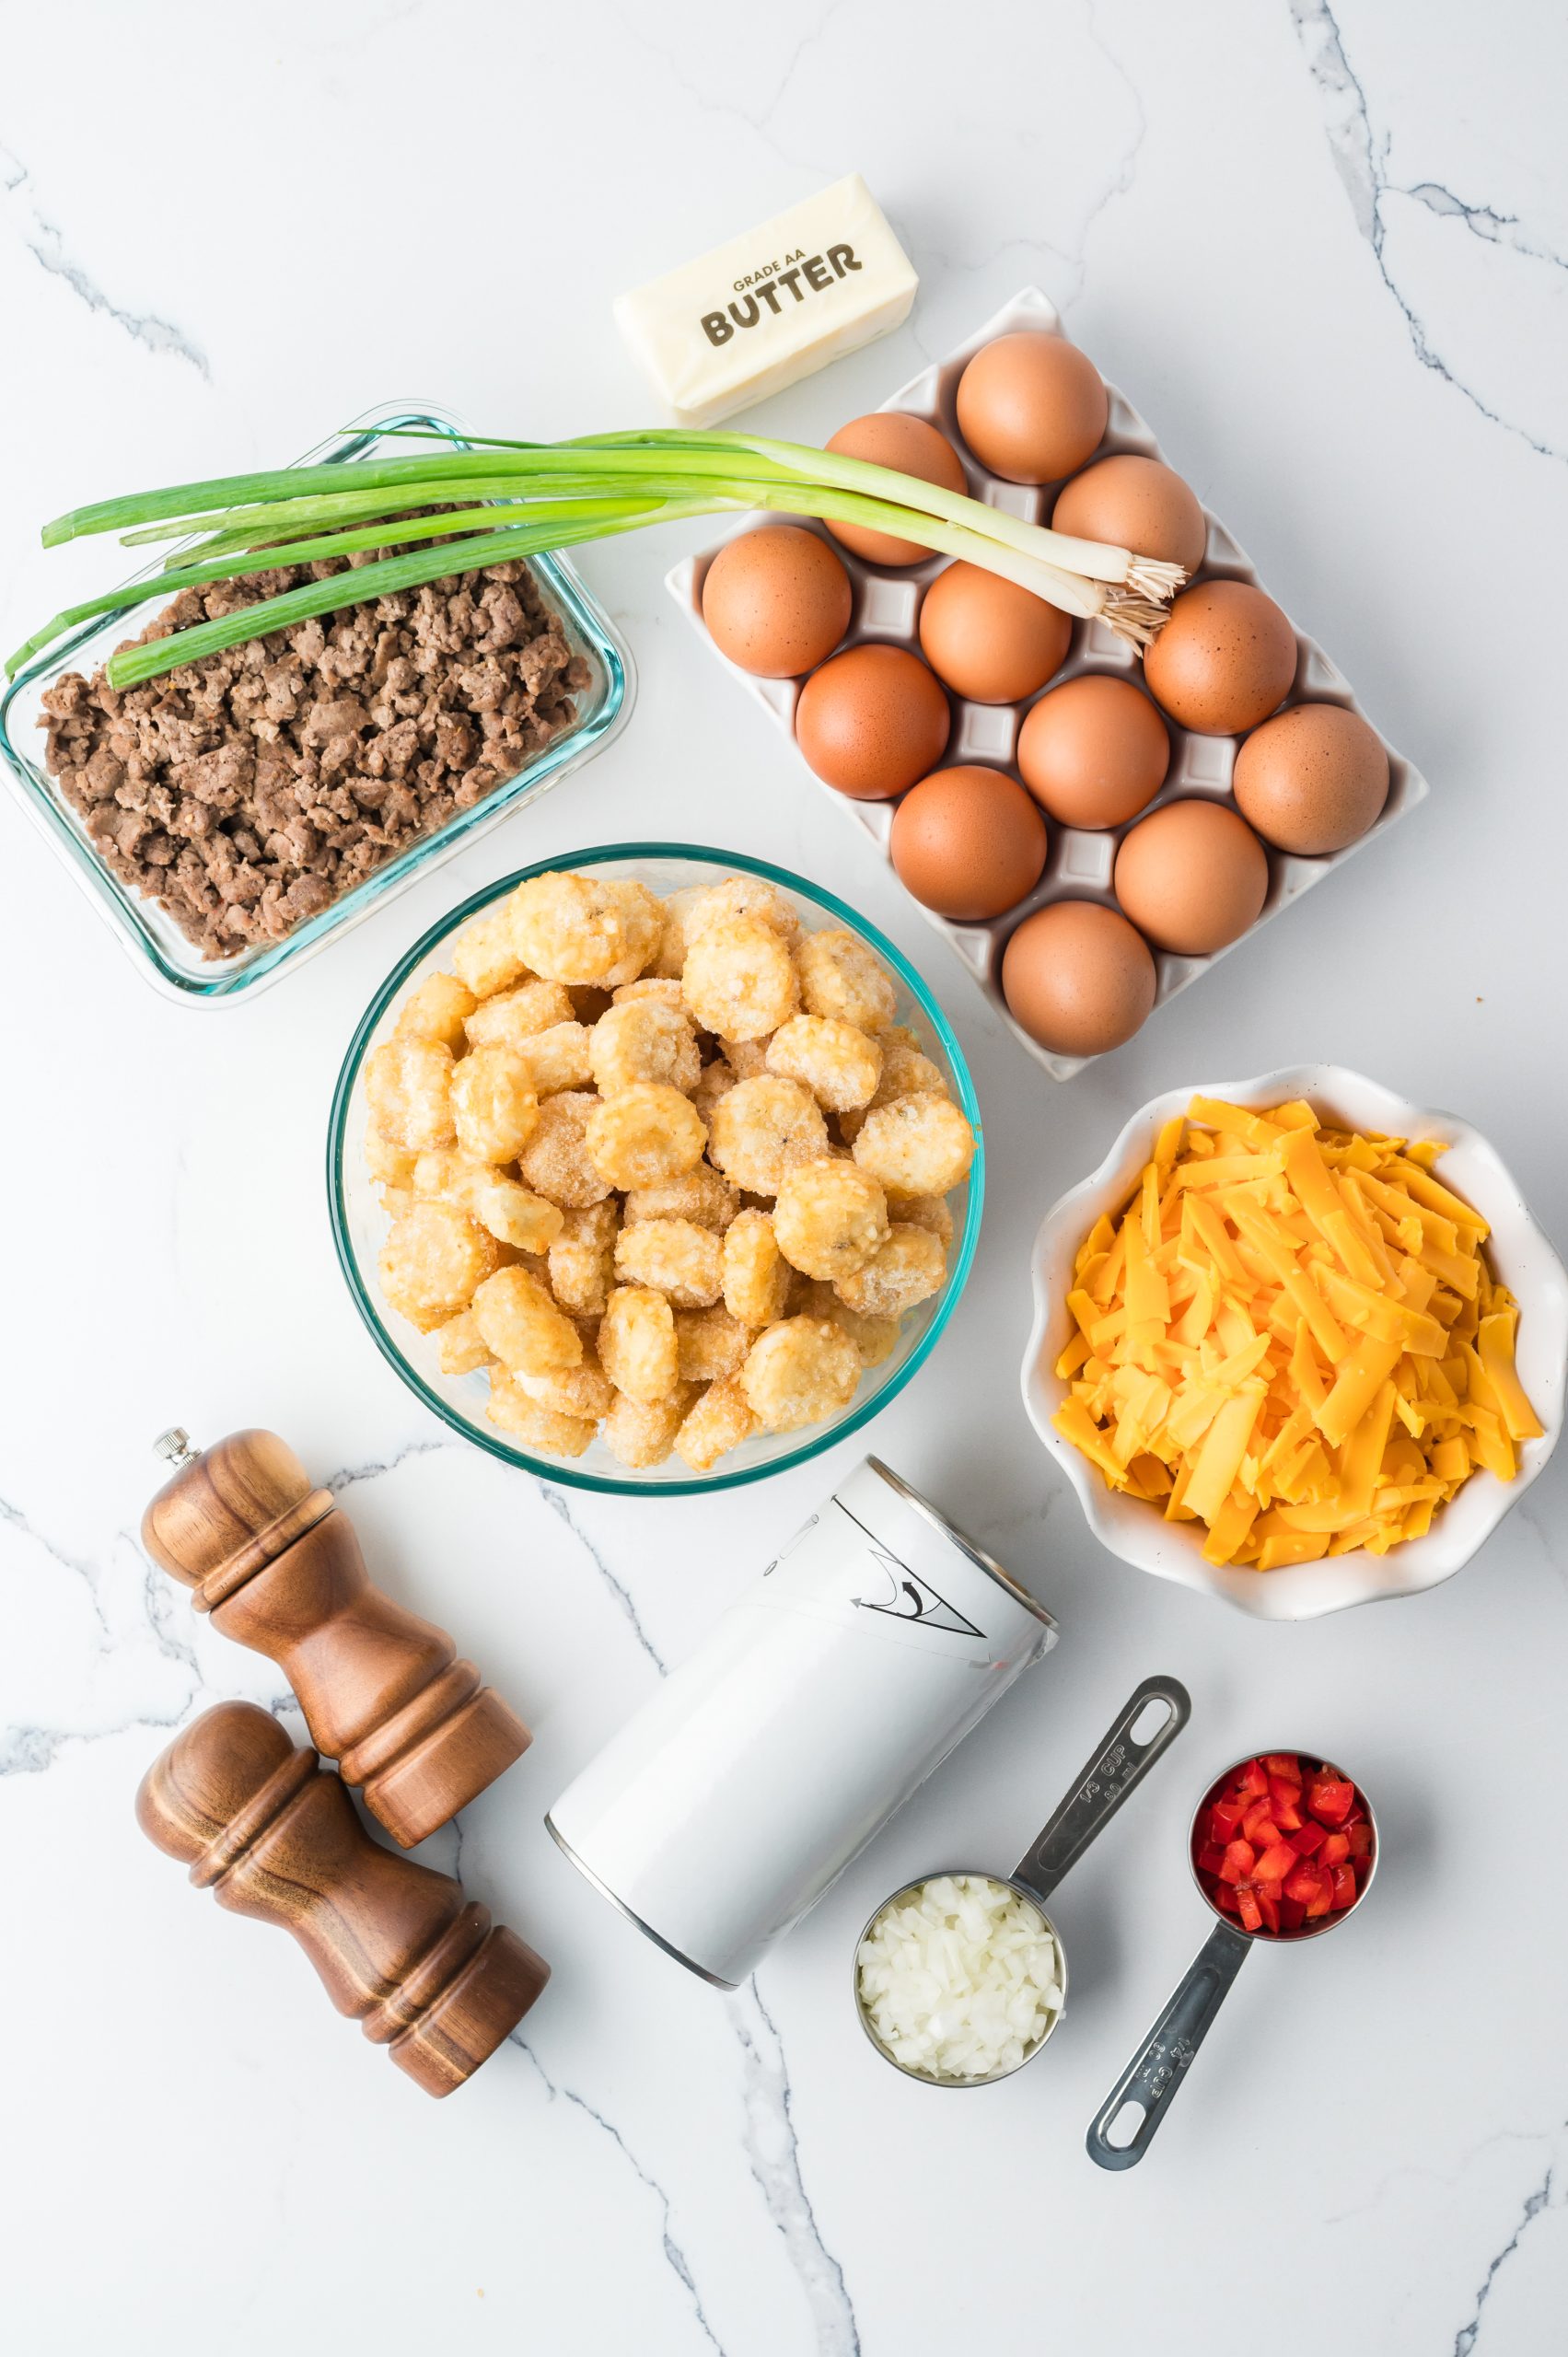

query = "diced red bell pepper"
[1262,1754,1302,1784]
[1283,1861,1323,1905]
[1236,1885,1263,1933]
[1347,1821,1374,1861]
[1212,1876,1239,1912]
[1320,1831,1351,1867]
[1211,1794,1249,1842]
[1241,1803,1281,1847]
[1220,1840,1257,1885]
[1304,1872,1334,1919]
[1254,1840,1299,1885]
[1307,1772,1355,1827]
[1238,1758,1269,1799]
[1197,1842,1226,1875]
[1330,1863,1358,1910]
[1291,1822,1325,1858]
[1279,1895,1307,1932]
[1255,1889,1281,1934]
[1267,1777,1304,1829]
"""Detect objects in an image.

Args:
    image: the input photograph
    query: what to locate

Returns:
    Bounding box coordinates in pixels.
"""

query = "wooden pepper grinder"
[142,1427,528,1849]
[137,1701,548,2095]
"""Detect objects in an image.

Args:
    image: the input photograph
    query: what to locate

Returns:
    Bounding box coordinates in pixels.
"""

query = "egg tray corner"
[666,285,1429,1081]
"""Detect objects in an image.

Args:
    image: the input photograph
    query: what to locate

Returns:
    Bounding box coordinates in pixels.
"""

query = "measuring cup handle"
[1085,1919,1251,2171]
[1011,1673,1191,1902]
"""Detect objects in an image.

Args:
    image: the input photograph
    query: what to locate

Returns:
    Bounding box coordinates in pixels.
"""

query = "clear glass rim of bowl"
[0,401,633,1004]
[327,841,985,1495]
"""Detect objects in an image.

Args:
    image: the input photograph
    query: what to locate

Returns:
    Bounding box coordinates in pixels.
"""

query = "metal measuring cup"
[1086,1746,1381,2167]
[854,1673,1191,2086]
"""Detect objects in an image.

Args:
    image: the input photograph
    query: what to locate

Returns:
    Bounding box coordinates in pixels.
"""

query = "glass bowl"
[330,844,985,1494]
[0,402,633,1003]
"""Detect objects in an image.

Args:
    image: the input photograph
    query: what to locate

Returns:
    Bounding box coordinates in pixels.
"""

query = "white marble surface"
[3,5,1567,2351]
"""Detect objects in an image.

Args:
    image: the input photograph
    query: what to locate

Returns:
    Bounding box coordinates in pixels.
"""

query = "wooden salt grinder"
[137,1701,549,2095]
[141,1427,529,1848]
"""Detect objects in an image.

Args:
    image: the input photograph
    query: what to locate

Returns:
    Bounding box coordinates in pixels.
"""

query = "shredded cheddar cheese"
[1053,1098,1543,1570]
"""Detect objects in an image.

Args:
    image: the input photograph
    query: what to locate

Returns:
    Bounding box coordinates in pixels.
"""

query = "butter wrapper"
[615,175,918,429]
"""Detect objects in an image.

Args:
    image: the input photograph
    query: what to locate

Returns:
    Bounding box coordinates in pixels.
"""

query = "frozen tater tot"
[366,1129,418,1187]
[795,928,897,1034]
[590,997,702,1097]
[800,1283,901,1369]
[723,1209,795,1326]
[509,871,664,987]
[623,1166,740,1233]
[450,1047,540,1164]
[518,1091,614,1209]
[517,1352,616,1422]
[450,901,532,999]
[766,1015,883,1112]
[586,1084,706,1190]
[463,979,575,1051]
[707,1077,829,1194]
[434,1309,494,1376]
[614,1218,725,1308]
[739,1318,861,1432]
[603,1383,698,1469]
[599,1285,679,1404]
[394,970,476,1051]
[506,1021,596,1097]
[486,1371,597,1458]
[691,1059,739,1120]
[548,1199,620,1316]
[772,1160,889,1282]
[852,1093,976,1199]
[674,1375,759,1473]
[365,1037,456,1151]
[682,916,800,1040]
[890,1191,955,1247]
[674,1305,752,1383]
[683,875,802,946]
[834,1224,947,1318]
[379,1202,502,1330]
[472,1265,583,1375]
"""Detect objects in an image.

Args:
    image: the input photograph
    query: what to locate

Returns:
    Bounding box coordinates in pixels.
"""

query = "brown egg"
[795,644,951,801]
[1144,580,1297,736]
[1017,675,1169,829]
[890,767,1049,921]
[1051,455,1207,576]
[702,527,852,679]
[825,412,969,567]
[1002,900,1156,1057]
[1232,703,1390,855]
[955,333,1109,484]
[1114,799,1269,955]
[917,562,1073,703]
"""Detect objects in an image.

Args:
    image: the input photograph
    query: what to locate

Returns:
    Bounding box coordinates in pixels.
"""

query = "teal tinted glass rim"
[0,406,630,1002]
[328,842,985,1495]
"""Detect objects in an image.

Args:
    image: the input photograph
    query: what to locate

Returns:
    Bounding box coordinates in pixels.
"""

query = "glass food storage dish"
[330,843,984,1495]
[0,402,633,1004]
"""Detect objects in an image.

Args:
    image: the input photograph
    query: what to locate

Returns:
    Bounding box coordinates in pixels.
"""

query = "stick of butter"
[614,176,918,430]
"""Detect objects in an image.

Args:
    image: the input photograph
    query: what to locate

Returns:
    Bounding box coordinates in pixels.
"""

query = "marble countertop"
[4,5,1567,2351]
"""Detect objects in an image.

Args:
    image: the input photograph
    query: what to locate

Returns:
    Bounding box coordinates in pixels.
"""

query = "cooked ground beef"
[40,540,590,958]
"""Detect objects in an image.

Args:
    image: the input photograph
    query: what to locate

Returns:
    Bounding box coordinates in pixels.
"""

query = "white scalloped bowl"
[1021,1066,1568,1621]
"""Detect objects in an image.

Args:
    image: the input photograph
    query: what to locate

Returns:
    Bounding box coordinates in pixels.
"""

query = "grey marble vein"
[1289,1,1565,461]
[728,1985,861,2357]
[540,1483,667,1671]
[510,2031,727,2353]
[1454,2154,1559,2354]
[325,1435,454,1492]
[0,139,210,378]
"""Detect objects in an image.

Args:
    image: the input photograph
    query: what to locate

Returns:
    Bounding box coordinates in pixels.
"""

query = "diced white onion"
[856,1874,1063,2083]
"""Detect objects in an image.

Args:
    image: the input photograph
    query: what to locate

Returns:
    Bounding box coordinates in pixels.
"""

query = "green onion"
[11,425,1188,690]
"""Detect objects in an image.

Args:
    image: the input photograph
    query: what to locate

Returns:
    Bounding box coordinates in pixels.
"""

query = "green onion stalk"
[8,427,1188,691]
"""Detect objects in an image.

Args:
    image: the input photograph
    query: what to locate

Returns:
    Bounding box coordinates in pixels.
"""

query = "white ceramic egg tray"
[667,285,1429,1080]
